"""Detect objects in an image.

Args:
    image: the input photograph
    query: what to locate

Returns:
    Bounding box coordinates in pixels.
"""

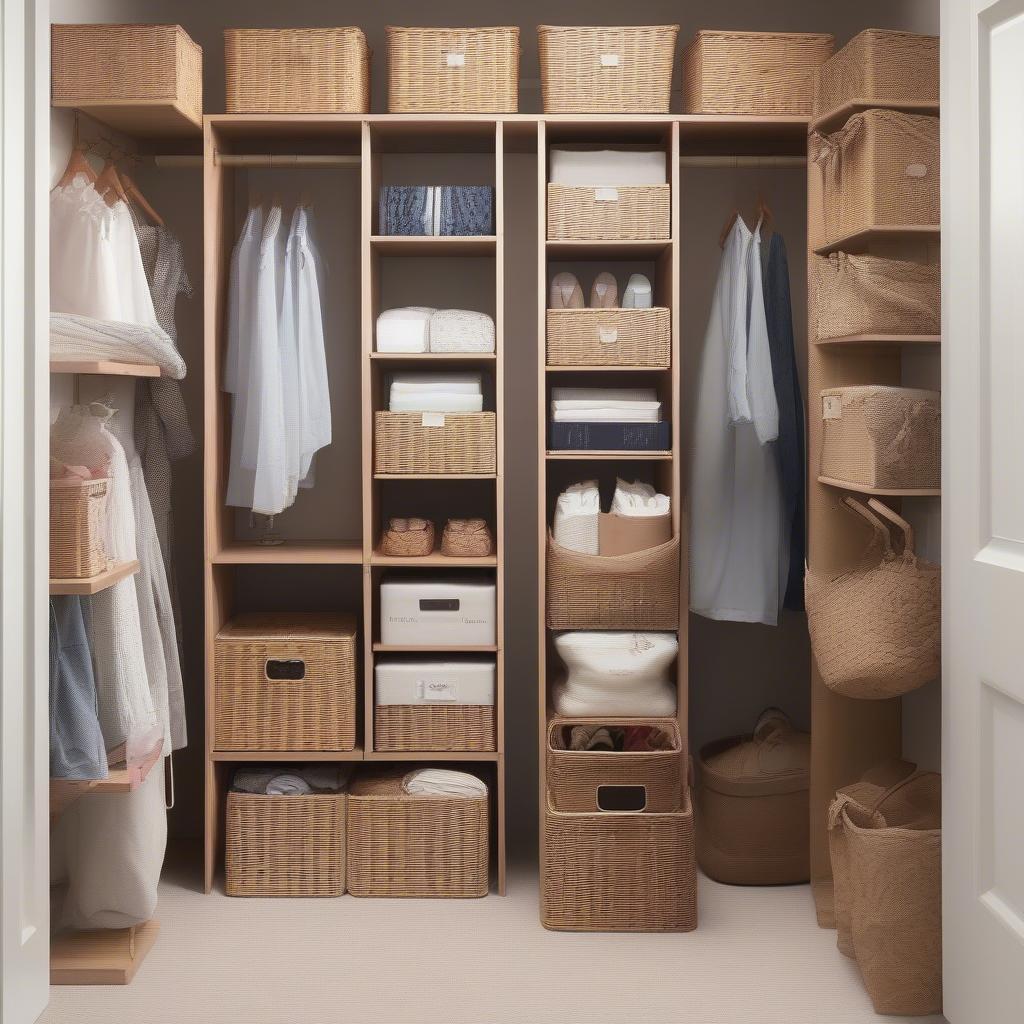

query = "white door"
[943,1,1024,1020]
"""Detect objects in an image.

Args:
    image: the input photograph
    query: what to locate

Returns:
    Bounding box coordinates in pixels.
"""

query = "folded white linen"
[390,372,483,394]
[553,479,600,554]
[389,391,484,413]
[429,309,495,353]
[551,404,661,423]
[402,768,488,798]
[611,477,671,516]
[549,148,668,186]
[51,312,186,379]
[376,306,436,353]
[552,679,678,718]
[551,386,658,405]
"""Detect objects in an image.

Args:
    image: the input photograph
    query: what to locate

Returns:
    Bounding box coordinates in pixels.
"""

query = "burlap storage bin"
[547,184,670,241]
[546,533,680,630]
[807,497,940,699]
[682,30,833,114]
[813,253,940,340]
[379,517,435,557]
[224,28,369,113]
[375,705,496,752]
[546,308,671,366]
[346,771,489,898]
[440,518,494,557]
[225,791,346,897]
[374,412,496,476]
[50,478,110,579]
[213,613,357,751]
[547,718,683,813]
[538,25,678,114]
[542,787,696,932]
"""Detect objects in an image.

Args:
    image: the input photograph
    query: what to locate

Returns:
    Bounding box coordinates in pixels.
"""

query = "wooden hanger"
[57,145,98,188]
[718,208,741,248]
[96,159,128,207]
[121,170,164,226]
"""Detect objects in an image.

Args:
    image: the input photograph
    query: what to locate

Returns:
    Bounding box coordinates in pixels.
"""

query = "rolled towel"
[611,477,671,517]
[402,768,488,798]
[232,764,350,795]
[553,480,600,555]
[266,773,311,796]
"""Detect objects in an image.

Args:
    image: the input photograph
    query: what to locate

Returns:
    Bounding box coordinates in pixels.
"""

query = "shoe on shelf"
[590,271,618,308]
[622,273,653,309]
[549,271,584,309]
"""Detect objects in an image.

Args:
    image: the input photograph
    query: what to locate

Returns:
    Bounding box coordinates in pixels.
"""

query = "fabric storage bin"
[547,533,680,630]
[820,386,940,490]
[547,184,670,241]
[374,411,496,475]
[380,576,496,646]
[546,308,671,367]
[537,25,678,113]
[681,30,834,114]
[213,613,357,751]
[379,185,494,237]
[376,306,434,353]
[440,518,494,557]
[50,478,110,579]
[429,309,495,353]
[386,26,519,113]
[598,511,672,556]
[542,786,696,932]
[379,517,435,557]
[51,24,202,130]
[813,253,940,340]
[549,421,671,452]
[225,791,346,897]
[346,771,489,898]
[224,28,369,114]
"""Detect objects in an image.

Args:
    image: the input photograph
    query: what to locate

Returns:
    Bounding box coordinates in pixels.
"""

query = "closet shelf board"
[817,476,942,497]
[676,113,809,153]
[212,747,365,763]
[815,333,940,348]
[53,98,201,139]
[370,235,497,256]
[49,559,140,595]
[810,100,940,135]
[545,364,671,372]
[50,919,160,986]
[365,750,501,763]
[372,643,499,653]
[374,472,497,480]
[813,225,941,255]
[546,239,670,260]
[546,450,673,460]
[211,540,363,565]
[370,352,497,363]
[49,360,161,378]
[370,550,498,567]
[49,738,163,818]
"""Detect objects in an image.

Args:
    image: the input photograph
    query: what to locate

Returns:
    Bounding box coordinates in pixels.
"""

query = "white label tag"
[598,327,619,344]
[822,396,843,421]
[905,163,927,178]
[417,679,458,702]
[446,52,465,67]
[600,53,620,66]
[422,412,446,427]
[594,187,619,202]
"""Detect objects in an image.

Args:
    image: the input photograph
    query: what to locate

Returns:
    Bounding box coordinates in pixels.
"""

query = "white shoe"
[549,272,584,309]
[622,273,653,309]
[590,271,618,308]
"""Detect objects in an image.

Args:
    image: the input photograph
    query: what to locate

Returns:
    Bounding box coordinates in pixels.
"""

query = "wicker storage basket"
[50,478,110,579]
[547,308,671,366]
[440,518,494,557]
[813,110,940,244]
[224,28,369,113]
[213,613,357,751]
[386,26,519,113]
[813,253,940,340]
[346,771,489,898]
[681,30,834,114]
[537,25,679,114]
[51,24,202,129]
[375,705,496,752]
[374,411,496,475]
[820,385,940,490]
[225,791,346,897]
[546,533,680,630]
[379,517,435,557]
[542,786,696,932]
[813,30,938,125]
[547,718,683,813]
[547,184,670,241]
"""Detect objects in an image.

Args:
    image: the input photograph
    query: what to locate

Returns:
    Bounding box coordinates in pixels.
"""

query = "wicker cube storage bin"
[224,28,369,113]
[346,772,489,898]
[375,706,496,753]
[547,184,670,241]
[213,613,357,751]
[225,791,346,897]
[537,25,679,114]
[542,787,697,932]
[820,386,940,491]
[386,26,519,113]
[50,478,110,579]
[681,30,834,114]
[374,411,496,475]
[547,308,670,367]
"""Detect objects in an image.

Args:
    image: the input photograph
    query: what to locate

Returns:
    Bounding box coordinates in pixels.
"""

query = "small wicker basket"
[375,705,496,753]
[50,478,110,580]
[547,308,671,366]
[379,517,435,557]
[374,411,496,476]
[440,518,494,557]
[547,184,670,241]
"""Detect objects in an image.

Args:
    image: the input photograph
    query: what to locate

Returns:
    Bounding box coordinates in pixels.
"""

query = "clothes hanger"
[57,113,98,187]
[95,158,129,207]
[121,168,165,227]
[718,208,740,248]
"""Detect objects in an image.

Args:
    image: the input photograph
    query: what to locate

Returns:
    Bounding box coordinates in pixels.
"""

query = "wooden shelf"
[371,549,497,567]
[546,450,673,460]
[50,919,160,986]
[545,364,670,372]
[817,476,941,497]
[50,359,161,378]
[372,643,499,653]
[50,739,163,819]
[212,747,365,762]
[815,333,940,348]
[374,472,497,480]
[211,540,363,565]
[365,750,500,762]
[547,238,671,260]
[371,352,496,362]
[814,225,940,255]
[50,559,139,596]
[54,97,201,139]
[370,235,496,256]
[810,100,939,135]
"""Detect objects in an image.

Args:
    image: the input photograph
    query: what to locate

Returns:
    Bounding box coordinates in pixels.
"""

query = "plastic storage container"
[379,576,496,646]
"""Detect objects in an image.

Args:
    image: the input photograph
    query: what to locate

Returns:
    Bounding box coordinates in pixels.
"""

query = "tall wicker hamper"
[547,184,670,241]
[374,411,496,475]
[547,308,671,366]
[225,791,347,897]
[213,613,357,751]
[50,478,110,579]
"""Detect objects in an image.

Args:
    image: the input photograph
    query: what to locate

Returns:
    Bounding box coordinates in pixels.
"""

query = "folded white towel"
[552,680,678,717]
[611,477,671,516]
[390,372,482,394]
[553,480,600,554]
[389,391,484,413]
[429,309,495,353]
[551,404,661,423]
[549,149,668,186]
[402,769,488,798]
[376,307,436,353]
[551,386,658,404]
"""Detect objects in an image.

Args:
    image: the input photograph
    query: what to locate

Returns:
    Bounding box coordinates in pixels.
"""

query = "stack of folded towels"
[388,372,483,413]
[376,307,495,354]
[554,477,670,556]
[549,387,669,451]
[232,764,350,796]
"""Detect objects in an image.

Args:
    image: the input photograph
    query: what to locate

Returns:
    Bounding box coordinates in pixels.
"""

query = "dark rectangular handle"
[265,658,305,681]
[596,785,647,813]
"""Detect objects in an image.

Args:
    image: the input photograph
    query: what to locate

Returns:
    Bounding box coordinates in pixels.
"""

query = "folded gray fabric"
[379,186,431,236]
[232,764,351,795]
[439,186,494,236]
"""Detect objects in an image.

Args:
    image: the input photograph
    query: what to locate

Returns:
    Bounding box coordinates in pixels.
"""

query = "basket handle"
[866,498,915,556]
[865,769,939,820]
[842,497,894,559]
[596,784,647,813]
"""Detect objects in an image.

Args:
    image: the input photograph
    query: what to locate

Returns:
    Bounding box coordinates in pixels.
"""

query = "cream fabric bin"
[379,577,496,646]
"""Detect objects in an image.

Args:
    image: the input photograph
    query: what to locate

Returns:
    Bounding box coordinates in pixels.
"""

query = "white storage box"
[376,307,435,353]
[375,659,496,706]
[379,577,497,646]
[549,148,667,186]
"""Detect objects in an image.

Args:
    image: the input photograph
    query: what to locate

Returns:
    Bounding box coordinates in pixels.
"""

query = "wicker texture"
[213,613,357,751]
[51,24,202,125]
[50,478,110,579]
[224,28,369,113]
[440,518,494,557]
[386,26,519,113]
[542,788,697,932]
[379,517,435,557]
[547,184,670,241]
[546,533,680,630]
[547,718,682,813]
[347,771,489,898]
[374,411,496,475]
[537,25,678,113]
[375,705,496,752]
[820,385,940,490]
[813,253,940,340]
[681,30,834,114]
[225,792,346,897]
[546,308,671,366]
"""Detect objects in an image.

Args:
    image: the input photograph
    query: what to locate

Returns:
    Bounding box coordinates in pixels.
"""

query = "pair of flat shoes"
[549,271,653,310]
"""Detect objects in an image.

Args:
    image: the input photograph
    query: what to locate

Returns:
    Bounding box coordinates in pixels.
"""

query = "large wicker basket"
[375,705,496,752]
[537,25,678,113]
[542,787,697,932]
[547,308,671,366]
[213,613,357,751]
[50,478,110,579]
[224,28,369,113]
[225,791,346,897]
[374,411,496,475]
[386,26,519,113]
[681,30,834,114]
[347,771,489,898]
[547,184,670,241]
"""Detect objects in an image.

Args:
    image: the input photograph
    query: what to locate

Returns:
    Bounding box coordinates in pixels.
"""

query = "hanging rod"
[216,153,360,168]
[679,155,806,168]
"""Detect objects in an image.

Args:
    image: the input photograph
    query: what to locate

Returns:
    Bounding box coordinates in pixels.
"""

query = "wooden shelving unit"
[49,739,163,819]
[815,333,940,349]
[50,920,161,986]
[49,559,140,595]
[813,224,940,255]
[50,359,161,377]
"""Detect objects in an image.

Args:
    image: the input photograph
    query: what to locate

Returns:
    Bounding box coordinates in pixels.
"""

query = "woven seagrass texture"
[537,25,678,113]
[814,30,938,121]
[547,718,682,813]
[224,28,369,113]
[379,517,435,557]
[50,478,110,579]
[681,30,833,114]
[51,24,202,124]
[375,705,496,752]
[213,613,357,751]
[386,26,519,113]
[541,788,697,932]
[225,792,346,897]
[374,412,496,475]
[440,518,494,557]
[546,308,671,366]
[546,533,680,630]
[813,253,940,340]
[346,772,489,898]
[547,184,670,241]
